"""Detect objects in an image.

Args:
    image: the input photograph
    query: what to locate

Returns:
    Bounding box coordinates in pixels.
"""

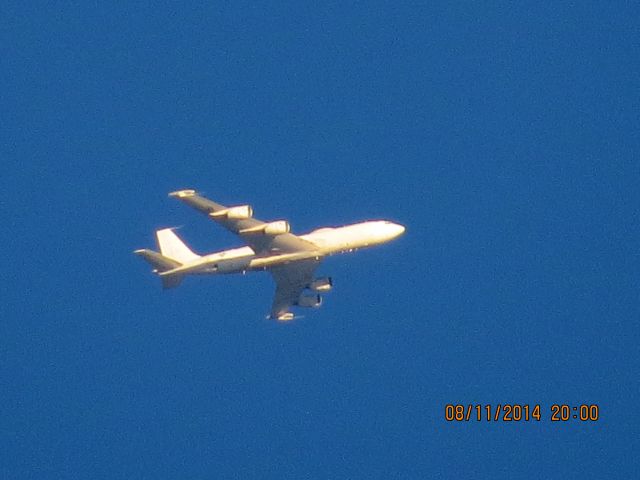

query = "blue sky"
[2,2,638,478]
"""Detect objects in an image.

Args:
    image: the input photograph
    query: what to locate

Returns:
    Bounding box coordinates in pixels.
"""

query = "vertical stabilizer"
[156,228,201,263]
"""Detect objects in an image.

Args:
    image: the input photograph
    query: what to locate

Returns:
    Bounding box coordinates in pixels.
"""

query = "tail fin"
[156,228,201,263]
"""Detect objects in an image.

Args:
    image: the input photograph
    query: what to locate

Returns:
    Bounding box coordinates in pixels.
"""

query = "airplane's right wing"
[269,258,322,321]
[169,189,318,255]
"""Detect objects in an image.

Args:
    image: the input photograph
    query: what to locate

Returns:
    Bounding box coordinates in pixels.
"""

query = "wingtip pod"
[168,189,196,198]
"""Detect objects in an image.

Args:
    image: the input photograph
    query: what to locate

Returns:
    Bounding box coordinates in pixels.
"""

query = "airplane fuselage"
[301,220,406,254]
[160,220,405,278]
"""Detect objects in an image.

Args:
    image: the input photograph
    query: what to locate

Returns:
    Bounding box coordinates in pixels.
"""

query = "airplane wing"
[269,259,321,320]
[169,189,318,255]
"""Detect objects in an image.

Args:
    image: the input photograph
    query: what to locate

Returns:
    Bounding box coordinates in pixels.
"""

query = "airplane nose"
[393,223,405,237]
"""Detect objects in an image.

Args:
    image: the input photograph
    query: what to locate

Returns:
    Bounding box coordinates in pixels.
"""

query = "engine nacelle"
[308,277,333,292]
[211,205,253,220]
[227,205,253,219]
[296,294,322,308]
[263,220,290,235]
[214,257,252,273]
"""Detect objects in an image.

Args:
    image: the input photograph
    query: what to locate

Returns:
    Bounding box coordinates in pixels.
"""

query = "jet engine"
[276,312,295,321]
[210,205,253,219]
[227,205,253,219]
[308,277,333,292]
[296,294,322,308]
[240,220,291,235]
[263,220,290,235]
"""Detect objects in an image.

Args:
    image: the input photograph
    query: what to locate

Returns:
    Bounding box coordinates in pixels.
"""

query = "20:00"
[550,404,599,421]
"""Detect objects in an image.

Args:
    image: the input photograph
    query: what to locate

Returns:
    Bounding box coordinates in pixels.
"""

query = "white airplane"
[135,190,405,321]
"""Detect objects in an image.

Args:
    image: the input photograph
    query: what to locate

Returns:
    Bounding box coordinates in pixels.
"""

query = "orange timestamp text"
[444,404,599,422]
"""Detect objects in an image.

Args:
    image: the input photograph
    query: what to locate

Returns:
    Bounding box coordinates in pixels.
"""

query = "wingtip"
[168,189,196,198]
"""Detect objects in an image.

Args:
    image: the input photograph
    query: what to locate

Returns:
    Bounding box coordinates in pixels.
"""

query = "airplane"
[135,190,405,321]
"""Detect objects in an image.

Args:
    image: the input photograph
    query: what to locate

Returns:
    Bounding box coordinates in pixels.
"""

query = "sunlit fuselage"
[172,220,405,276]
[300,220,406,255]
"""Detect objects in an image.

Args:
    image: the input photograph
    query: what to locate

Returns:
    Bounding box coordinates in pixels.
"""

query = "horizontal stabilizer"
[161,274,184,289]
[134,249,181,272]
[134,249,184,289]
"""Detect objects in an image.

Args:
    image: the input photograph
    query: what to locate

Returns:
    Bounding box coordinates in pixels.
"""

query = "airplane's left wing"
[169,189,318,255]
[269,259,322,321]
